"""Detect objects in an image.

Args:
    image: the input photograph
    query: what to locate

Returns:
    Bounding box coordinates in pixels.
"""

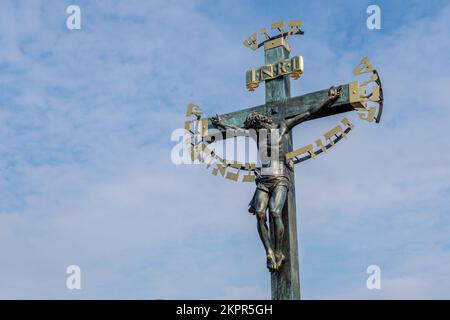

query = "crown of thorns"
[244,111,273,129]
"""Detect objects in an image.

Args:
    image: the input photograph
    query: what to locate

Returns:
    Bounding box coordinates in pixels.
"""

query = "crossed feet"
[266,250,286,272]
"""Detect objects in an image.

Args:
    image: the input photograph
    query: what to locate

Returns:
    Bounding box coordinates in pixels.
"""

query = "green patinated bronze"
[265,45,300,300]
[207,84,352,137]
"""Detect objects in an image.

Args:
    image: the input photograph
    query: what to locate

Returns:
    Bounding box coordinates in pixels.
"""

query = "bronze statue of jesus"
[212,86,342,272]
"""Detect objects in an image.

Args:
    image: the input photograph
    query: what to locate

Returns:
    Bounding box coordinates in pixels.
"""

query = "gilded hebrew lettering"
[315,138,327,153]
[358,106,377,122]
[324,125,345,146]
[186,103,203,117]
[360,73,379,87]
[341,117,354,129]
[271,21,285,34]
[189,143,207,162]
[243,33,258,50]
[225,162,242,181]
[243,20,304,52]
[288,20,302,36]
[261,27,270,40]
[353,56,374,75]
[182,55,383,181]
[242,163,257,182]
[286,144,315,160]
[352,57,383,123]
[211,161,228,177]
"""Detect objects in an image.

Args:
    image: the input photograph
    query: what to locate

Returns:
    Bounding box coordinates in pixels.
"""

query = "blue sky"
[0,0,450,299]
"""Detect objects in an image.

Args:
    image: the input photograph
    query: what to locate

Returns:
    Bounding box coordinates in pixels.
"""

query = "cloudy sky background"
[0,0,449,299]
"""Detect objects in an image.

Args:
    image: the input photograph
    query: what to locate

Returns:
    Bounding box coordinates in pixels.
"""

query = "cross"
[184,21,383,300]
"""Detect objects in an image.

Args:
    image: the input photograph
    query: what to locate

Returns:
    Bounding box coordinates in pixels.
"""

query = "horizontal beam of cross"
[205,82,361,137]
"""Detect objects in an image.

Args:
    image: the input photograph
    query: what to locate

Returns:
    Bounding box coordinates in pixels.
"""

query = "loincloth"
[248,175,290,214]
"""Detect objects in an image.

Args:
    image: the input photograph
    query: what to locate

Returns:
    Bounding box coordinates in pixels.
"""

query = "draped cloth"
[248,175,290,214]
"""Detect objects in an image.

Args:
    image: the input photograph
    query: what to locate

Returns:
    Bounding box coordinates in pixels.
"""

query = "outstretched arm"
[211,114,248,136]
[284,86,342,131]
[284,111,311,131]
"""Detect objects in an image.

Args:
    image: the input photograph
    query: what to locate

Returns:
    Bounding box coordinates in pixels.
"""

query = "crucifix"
[182,20,383,300]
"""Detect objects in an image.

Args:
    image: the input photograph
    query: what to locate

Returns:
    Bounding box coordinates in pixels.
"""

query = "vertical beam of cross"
[265,44,301,300]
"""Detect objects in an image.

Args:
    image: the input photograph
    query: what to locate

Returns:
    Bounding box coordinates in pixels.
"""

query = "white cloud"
[0,0,449,299]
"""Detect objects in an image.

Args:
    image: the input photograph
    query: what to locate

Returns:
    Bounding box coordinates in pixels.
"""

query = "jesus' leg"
[269,185,288,269]
[253,189,276,271]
